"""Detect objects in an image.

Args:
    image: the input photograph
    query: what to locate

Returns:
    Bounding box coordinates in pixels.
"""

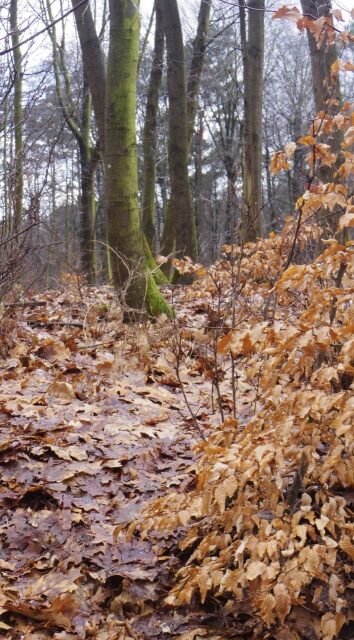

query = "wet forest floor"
[0,236,353,640]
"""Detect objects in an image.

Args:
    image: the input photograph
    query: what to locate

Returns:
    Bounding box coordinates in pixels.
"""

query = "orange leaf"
[270,150,289,175]
[217,332,233,355]
[272,6,300,23]
[297,135,315,145]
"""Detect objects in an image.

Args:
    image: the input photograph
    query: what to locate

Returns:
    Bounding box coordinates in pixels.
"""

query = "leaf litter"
[0,228,353,639]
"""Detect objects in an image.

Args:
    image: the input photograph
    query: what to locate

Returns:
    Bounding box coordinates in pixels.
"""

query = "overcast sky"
[140,0,354,22]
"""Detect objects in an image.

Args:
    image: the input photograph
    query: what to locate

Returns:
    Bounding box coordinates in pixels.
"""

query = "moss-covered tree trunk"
[162,0,198,263]
[10,0,23,234]
[240,0,265,243]
[105,0,171,318]
[142,0,164,252]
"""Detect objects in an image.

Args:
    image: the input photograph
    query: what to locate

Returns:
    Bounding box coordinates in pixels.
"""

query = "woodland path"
[0,284,212,640]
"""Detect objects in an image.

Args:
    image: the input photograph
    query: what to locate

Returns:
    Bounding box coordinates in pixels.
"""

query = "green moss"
[143,235,167,285]
[145,274,174,318]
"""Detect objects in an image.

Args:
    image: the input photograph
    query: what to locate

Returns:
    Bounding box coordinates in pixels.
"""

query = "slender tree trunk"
[46,0,98,282]
[80,148,96,283]
[161,0,211,269]
[299,0,341,115]
[3,96,9,237]
[264,140,276,231]
[194,109,204,248]
[10,0,23,234]
[291,109,304,204]
[46,160,57,286]
[162,0,197,263]
[240,0,265,243]
[71,0,106,148]
[142,0,164,251]
[300,0,342,235]
[187,0,212,148]
[79,76,97,283]
[105,0,171,317]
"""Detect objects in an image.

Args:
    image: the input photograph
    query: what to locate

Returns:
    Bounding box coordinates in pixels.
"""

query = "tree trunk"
[300,0,342,235]
[142,0,164,252]
[71,0,106,148]
[3,96,9,237]
[105,0,171,318]
[162,0,198,263]
[47,0,97,283]
[79,76,97,284]
[240,0,265,243]
[299,0,341,115]
[187,0,212,148]
[10,0,23,234]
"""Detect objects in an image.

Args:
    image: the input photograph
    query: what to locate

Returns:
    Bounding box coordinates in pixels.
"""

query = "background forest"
[0,0,352,303]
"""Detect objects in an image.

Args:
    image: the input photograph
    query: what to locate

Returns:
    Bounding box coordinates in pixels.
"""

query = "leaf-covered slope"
[129,233,354,640]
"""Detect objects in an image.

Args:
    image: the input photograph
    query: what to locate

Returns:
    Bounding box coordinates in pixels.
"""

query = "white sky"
[140,0,354,20]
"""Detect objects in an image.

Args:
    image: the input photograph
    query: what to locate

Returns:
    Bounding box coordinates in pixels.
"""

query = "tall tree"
[46,0,98,282]
[299,0,341,114]
[142,1,164,252]
[240,0,265,243]
[10,0,23,233]
[71,0,106,149]
[161,0,198,263]
[187,0,212,148]
[72,0,171,317]
[300,0,343,235]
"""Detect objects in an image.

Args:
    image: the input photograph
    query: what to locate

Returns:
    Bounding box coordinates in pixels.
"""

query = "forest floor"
[0,279,236,640]
[0,234,353,640]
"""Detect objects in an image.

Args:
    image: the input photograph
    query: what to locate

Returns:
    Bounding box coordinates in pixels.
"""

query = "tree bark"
[10,0,23,234]
[299,0,341,114]
[71,0,106,149]
[240,0,265,243]
[300,0,342,235]
[105,0,171,317]
[79,77,97,283]
[142,0,164,252]
[47,0,97,283]
[187,0,212,148]
[162,0,198,263]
